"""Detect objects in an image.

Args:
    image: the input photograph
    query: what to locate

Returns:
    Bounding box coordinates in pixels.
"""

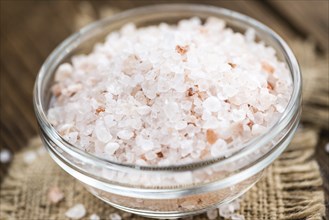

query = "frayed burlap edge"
[0,129,325,220]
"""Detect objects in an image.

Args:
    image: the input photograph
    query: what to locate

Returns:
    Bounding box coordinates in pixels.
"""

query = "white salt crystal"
[55,63,73,81]
[231,214,245,220]
[65,204,86,219]
[23,151,37,164]
[105,142,120,155]
[203,96,221,112]
[251,124,266,135]
[210,139,228,157]
[89,213,100,220]
[206,208,218,220]
[231,109,246,122]
[117,130,134,140]
[0,149,11,163]
[136,136,154,151]
[325,142,329,153]
[109,213,122,220]
[95,124,112,143]
[136,105,151,115]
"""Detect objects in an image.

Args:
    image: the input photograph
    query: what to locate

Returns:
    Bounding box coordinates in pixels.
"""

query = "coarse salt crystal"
[109,213,122,220]
[206,208,218,219]
[105,142,120,155]
[89,213,100,220]
[65,204,86,219]
[231,214,245,220]
[136,105,151,115]
[117,130,134,140]
[203,96,221,112]
[48,186,64,204]
[0,149,12,163]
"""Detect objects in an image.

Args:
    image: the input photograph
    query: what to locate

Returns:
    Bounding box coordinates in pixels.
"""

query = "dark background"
[1,0,328,217]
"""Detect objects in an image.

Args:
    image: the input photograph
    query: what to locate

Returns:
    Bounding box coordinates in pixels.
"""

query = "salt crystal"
[206,208,218,219]
[251,124,266,135]
[65,204,86,219]
[136,105,151,115]
[105,142,120,155]
[109,213,122,220]
[117,130,134,140]
[203,97,221,112]
[325,142,329,153]
[0,149,12,163]
[23,151,37,164]
[95,124,112,143]
[55,63,73,81]
[48,186,64,204]
[231,214,245,220]
[89,213,100,220]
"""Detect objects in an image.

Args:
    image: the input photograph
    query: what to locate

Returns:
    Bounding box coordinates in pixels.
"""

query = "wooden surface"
[1,0,328,218]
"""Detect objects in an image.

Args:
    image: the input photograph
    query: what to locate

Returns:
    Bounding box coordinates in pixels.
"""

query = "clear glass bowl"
[33,4,302,219]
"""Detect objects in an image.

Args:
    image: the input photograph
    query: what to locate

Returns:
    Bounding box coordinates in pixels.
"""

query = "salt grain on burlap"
[65,204,86,219]
[0,149,12,163]
[48,186,64,204]
[109,213,122,220]
[89,213,100,220]
[48,17,292,165]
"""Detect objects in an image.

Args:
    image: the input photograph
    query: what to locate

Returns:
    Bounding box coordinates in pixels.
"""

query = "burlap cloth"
[1,5,328,220]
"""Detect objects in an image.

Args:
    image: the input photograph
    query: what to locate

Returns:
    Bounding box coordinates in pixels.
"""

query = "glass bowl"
[33,4,302,219]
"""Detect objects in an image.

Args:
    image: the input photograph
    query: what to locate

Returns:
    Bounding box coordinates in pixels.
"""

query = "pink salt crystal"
[0,149,11,163]
[206,208,218,220]
[65,204,86,219]
[89,213,100,220]
[48,186,64,204]
[109,213,122,220]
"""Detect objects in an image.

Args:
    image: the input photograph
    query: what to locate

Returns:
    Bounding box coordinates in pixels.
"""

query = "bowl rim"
[33,3,302,171]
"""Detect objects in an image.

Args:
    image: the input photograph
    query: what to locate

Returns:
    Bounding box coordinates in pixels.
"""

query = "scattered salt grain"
[89,213,100,220]
[0,149,12,163]
[218,199,242,219]
[206,208,218,219]
[109,213,122,220]
[65,204,86,219]
[48,186,64,204]
[23,151,37,164]
[325,142,329,153]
